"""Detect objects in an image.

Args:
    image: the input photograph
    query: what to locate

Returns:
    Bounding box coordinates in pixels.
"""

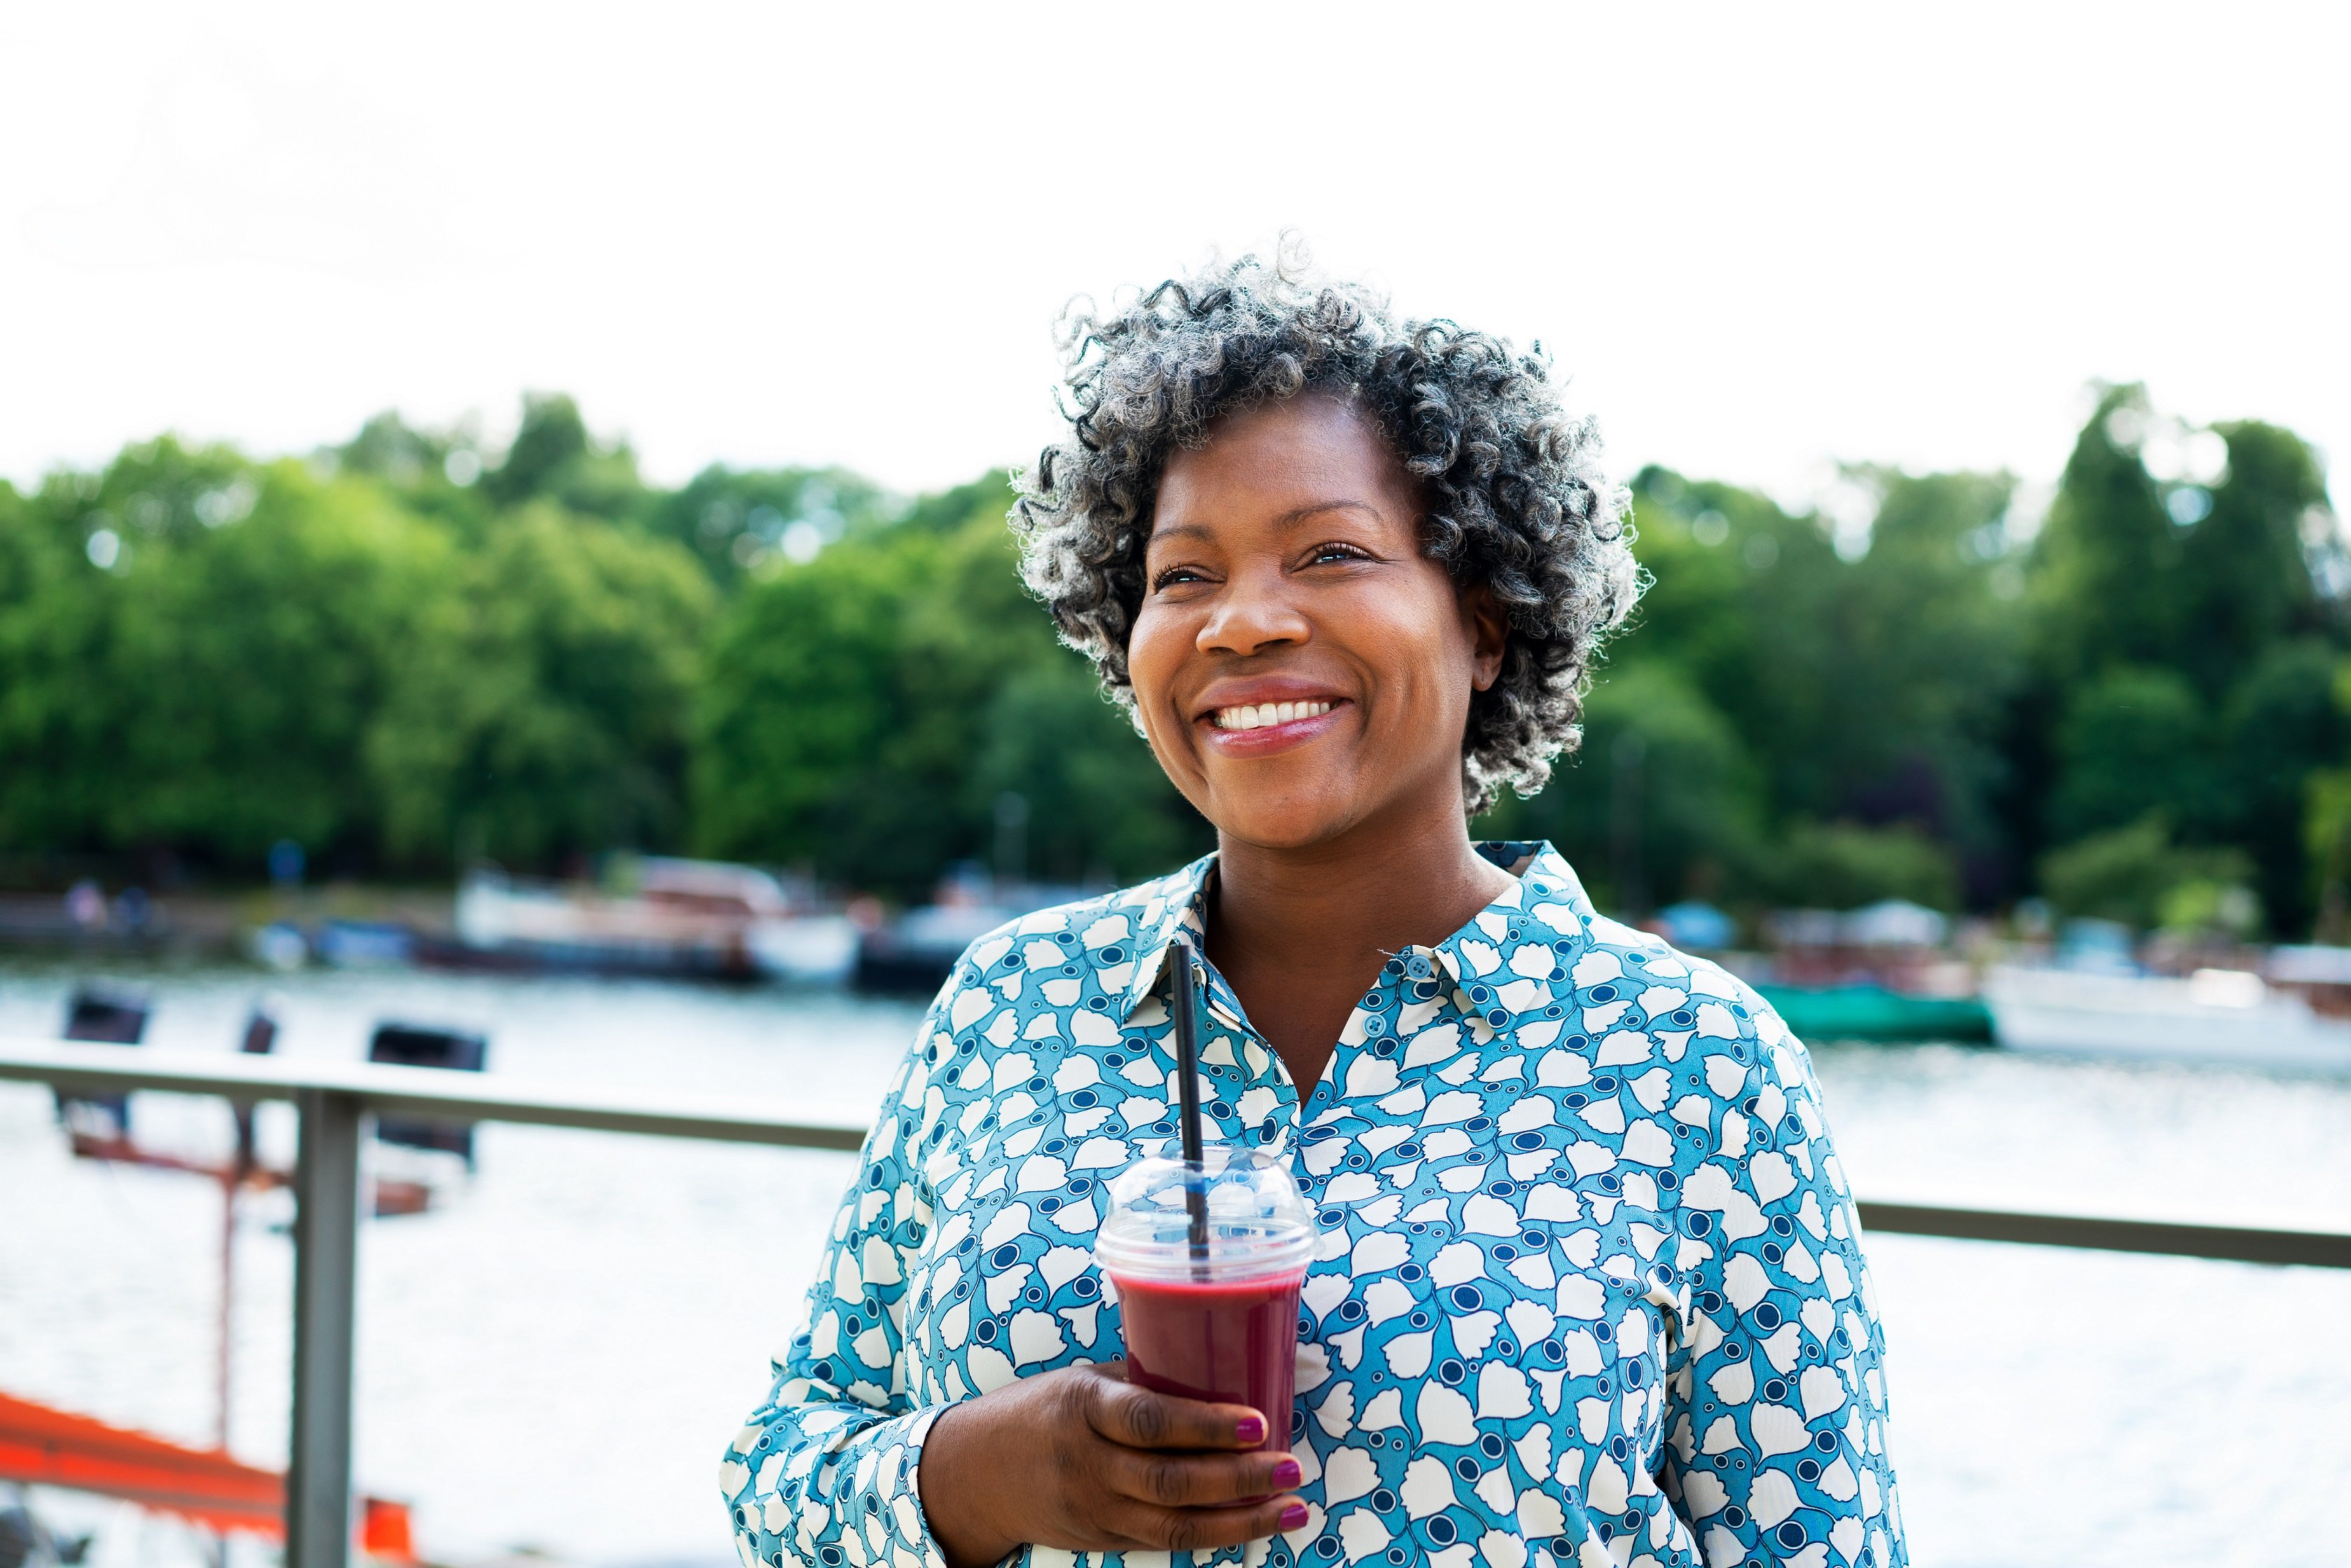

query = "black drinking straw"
[1169,934,1211,1265]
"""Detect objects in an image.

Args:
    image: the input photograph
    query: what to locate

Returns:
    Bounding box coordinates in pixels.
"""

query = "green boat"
[1755,983,1993,1044]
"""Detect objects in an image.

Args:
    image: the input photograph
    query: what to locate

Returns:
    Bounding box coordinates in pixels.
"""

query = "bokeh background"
[4,7,2350,1568]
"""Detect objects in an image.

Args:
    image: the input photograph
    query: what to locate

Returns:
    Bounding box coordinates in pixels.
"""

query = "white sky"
[2,3,2345,511]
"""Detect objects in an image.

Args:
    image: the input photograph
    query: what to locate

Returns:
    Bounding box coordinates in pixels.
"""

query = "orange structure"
[0,1391,283,1536]
[0,1391,416,1562]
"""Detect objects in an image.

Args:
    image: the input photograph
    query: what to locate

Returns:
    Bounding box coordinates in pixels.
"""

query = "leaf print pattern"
[722,843,1905,1568]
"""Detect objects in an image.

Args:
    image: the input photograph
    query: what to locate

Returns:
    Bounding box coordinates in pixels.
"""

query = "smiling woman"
[722,255,1907,1568]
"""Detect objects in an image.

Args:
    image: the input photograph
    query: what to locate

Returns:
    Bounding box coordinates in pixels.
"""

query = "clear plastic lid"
[1093,1145,1316,1282]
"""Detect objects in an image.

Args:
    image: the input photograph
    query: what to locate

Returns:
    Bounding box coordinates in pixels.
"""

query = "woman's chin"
[1204,781,1379,853]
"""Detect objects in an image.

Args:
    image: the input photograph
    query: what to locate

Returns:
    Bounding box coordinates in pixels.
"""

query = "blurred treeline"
[0,387,2342,936]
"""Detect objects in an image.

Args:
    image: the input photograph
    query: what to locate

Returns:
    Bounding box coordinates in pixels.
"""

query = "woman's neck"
[1202,797,1514,1092]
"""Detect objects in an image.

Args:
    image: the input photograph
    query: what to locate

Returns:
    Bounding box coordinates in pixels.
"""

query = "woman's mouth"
[1210,700,1334,731]
[1198,697,1347,755]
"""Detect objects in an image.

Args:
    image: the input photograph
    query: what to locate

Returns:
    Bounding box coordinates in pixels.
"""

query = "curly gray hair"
[1011,253,1641,814]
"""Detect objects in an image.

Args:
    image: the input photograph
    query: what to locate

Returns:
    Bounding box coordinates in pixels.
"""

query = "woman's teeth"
[1212,700,1333,731]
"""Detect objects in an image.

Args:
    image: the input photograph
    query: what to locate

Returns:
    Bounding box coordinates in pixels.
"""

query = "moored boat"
[1982,963,2351,1072]
[1757,983,1993,1043]
[448,858,856,982]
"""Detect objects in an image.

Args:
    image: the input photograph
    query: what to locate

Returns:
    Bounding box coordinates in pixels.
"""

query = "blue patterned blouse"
[724,843,1905,1568]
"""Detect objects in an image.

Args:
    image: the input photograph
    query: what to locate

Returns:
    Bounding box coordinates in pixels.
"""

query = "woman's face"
[1128,393,1507,851]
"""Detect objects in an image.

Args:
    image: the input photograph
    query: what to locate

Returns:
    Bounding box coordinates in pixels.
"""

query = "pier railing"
[3,1036,2347,1568]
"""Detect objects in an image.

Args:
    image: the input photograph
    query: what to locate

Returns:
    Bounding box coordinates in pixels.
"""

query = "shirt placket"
[1205,947,1441,1131]
[1186,958,1292,1150]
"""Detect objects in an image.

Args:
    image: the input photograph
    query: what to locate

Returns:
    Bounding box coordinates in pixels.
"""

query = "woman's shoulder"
[1561,902,1814,1102]
[924,856,1210,1039]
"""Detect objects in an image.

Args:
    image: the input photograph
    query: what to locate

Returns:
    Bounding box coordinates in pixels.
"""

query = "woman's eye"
[1152,565,1207,590]
[1308,542,1369,567]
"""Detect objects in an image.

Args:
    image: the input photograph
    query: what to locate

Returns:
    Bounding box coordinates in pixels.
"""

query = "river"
[2,961,2346,1568]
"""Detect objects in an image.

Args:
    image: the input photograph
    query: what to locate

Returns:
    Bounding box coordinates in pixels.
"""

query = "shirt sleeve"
[721,996,952,1568]
[1662,1005,1907,1568]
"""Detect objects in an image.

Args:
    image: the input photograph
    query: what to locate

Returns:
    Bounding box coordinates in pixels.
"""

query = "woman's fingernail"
[1280,1503,1310,1531]
[1272,1458,1303,1488]
[1235,1415,1266,1445]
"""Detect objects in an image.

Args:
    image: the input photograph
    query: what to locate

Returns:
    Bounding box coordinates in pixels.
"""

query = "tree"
[367,504,712,868]
[690,474,1205,895]
[0,473,124,854]
[481,393,647,520]
[0,441,445,870]
[2047,666,2212,846]
[2211,641,2342,933]
[2041,815,2255,933]
[2027,385,2184,687]
[1755,823,1961,913]
[972,660,1209,886]
[106,462,445,863]
[1477,661,1761,913]
[2174,420,2333,700]
[645,464,895,586]
[690,525,942,886]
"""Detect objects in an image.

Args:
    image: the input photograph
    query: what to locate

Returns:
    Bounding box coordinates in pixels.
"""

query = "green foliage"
[2,387,2340,929]
[1540,463,2023,912]
[1476,663,1760,912]
[690,474,1204,896]
[482,393,645,520]
[0,418,709,876]
[2040,815,2257,933]
[366,504,713,867]
[2209,640,2343,932]
[972,661,1208,885]
[2048,666,2212,842]
[645,464,893,586]
[1755,823,1962,913]
[0,443,444,863]
[2028,386,2182,687]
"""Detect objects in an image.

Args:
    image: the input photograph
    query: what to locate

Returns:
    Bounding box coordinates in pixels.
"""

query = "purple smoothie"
[1108,1267,1306,1448]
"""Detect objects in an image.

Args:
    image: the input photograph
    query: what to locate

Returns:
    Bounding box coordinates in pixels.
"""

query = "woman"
[722,258,1905,1568]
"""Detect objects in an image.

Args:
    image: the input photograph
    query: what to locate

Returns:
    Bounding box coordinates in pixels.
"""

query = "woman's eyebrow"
[1148,500,1382,543]
[1275,499,1381,528]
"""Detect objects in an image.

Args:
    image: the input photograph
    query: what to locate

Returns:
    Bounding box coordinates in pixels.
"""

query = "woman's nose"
[1198,567,1310,657]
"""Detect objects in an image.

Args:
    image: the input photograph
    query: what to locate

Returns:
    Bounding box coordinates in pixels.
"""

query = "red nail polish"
[1280,1502,1310,1531]
[1272,1459,1303,1488]
[1235,1415,1266,1445]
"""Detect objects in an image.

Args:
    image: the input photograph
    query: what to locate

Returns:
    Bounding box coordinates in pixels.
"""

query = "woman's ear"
[1465,583,1508,692]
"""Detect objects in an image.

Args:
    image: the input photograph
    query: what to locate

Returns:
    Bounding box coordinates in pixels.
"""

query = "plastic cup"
[1095,1146,1315,1456]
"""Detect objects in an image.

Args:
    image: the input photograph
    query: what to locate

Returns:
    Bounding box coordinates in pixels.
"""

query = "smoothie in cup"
[1095,1146,1315,1454]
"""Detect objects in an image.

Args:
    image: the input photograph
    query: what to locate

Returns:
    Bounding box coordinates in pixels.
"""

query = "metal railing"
[4,1036,2347,1568]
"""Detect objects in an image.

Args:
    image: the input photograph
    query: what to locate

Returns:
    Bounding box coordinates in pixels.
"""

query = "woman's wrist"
[917,1394,1020,1568]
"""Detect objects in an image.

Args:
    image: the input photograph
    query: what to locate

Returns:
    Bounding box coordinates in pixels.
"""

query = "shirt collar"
[1425,841,1599,1037]
[1118,852,1218,1024]
[1115,840,1597,1031]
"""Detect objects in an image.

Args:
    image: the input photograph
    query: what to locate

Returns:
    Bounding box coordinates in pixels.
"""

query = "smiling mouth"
[1210,700,1335,731]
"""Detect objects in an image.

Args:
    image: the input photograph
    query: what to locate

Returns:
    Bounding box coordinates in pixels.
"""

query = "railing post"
[288,1088,362,1568]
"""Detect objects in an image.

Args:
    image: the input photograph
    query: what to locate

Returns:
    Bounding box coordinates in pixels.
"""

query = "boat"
[447,858,856,983]
[1757,983,1993,1043]
[854,902,1028,993]
[853,868,1106,994]
[1982,963,2351,1071]
[2262,943,2351,1017]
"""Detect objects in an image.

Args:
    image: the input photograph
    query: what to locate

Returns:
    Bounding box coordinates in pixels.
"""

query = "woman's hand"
[917,1361,1308,1568]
